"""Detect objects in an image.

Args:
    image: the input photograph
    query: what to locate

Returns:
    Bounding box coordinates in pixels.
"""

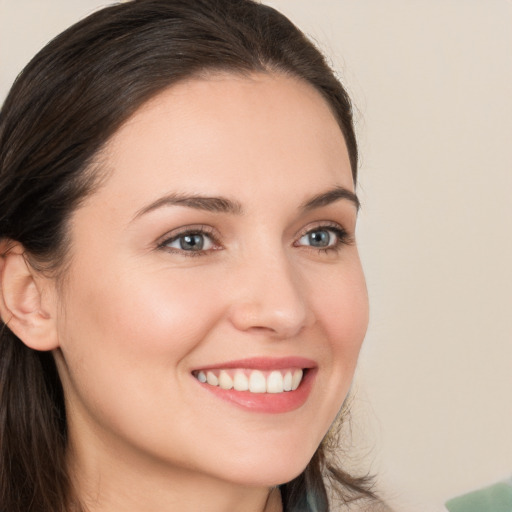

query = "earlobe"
[0,241,59,351]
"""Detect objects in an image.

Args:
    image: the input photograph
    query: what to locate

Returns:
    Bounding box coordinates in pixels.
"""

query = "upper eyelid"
[157,225,219,247]
[295,220,347,238]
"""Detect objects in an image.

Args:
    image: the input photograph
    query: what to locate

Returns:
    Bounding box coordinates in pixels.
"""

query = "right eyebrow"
[132,193,244,221]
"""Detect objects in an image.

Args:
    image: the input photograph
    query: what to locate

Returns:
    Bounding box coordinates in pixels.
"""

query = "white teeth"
[249,370,267,393]
[206,371,219,386]
[196,368,305,394]
[267,371,284,393]
[218,370,233,390]
[233,371,249,391]
[291,369,303,391]
[283,371,293,391]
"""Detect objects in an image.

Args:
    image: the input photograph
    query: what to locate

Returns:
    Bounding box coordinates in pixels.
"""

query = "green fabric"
[446,483,512,512]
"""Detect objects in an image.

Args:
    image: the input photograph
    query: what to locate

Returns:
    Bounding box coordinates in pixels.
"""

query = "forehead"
[93,72,353,212]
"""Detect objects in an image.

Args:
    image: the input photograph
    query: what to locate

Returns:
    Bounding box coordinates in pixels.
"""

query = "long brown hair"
[0,1,376,510]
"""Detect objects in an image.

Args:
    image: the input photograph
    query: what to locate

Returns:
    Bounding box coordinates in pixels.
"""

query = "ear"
[0,241,59,351]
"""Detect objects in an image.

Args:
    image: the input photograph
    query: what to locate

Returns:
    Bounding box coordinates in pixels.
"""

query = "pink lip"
[192,357,317,414]
[192,356,316,372]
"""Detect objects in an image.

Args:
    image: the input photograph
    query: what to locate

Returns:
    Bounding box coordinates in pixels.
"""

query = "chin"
[226,465,310,489]
[213,443,317,488]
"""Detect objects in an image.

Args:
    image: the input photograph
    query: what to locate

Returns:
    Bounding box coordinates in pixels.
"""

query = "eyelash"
[295,223,352,254]
[157,223,352,257]
[157,225,221,257]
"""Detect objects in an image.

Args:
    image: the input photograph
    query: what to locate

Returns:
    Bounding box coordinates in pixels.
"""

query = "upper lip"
[192,356,316,372]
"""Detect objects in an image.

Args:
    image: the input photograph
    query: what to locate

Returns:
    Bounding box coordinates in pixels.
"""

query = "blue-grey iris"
[308,230,330,247]
[180,234,204,250]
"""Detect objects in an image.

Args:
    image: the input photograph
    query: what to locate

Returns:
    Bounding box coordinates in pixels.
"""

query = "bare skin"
[1,73,368,511]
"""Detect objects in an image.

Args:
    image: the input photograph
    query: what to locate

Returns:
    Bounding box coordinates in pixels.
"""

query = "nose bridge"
[228,243,312,337]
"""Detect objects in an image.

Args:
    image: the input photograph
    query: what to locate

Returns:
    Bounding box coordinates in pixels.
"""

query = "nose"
[227,251,314,339]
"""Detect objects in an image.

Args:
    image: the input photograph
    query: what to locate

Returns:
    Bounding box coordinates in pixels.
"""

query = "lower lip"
[196,369,316,413]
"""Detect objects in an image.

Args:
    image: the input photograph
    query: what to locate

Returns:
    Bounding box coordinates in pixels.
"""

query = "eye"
[296,225,350,252]
[299,229,335,248]
[161,230,216,253]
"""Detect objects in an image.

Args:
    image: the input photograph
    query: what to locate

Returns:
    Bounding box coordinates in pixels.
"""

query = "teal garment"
[446,482,512,512]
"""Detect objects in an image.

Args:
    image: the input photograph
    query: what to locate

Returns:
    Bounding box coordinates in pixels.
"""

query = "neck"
[264,488,283,512]
[67,434,283,512]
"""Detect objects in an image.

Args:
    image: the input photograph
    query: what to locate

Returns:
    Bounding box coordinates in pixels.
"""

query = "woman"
[0,0,386,510]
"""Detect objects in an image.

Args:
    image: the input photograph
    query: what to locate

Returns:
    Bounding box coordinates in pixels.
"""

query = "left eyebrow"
[301,186,360,212]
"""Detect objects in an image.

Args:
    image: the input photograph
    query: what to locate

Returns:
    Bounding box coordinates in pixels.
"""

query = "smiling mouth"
[193,368,305,394]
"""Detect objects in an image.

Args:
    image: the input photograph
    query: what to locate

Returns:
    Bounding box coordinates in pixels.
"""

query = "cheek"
[55,262,228,448]
[312,261,369,365]
[55,261,228,435]
[63,263,225,358]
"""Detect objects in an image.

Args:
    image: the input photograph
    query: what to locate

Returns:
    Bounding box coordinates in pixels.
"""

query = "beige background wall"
[1,1,511,511]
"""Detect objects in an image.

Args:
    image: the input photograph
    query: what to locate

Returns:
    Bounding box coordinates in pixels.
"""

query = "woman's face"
[53,73,368,489]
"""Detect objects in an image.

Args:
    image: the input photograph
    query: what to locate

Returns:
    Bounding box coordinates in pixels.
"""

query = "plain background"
[1,1,511,510]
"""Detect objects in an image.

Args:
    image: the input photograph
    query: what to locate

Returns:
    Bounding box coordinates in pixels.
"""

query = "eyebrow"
[133,193,244,220]
[133,185,359,221]
[301,186,360,212]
